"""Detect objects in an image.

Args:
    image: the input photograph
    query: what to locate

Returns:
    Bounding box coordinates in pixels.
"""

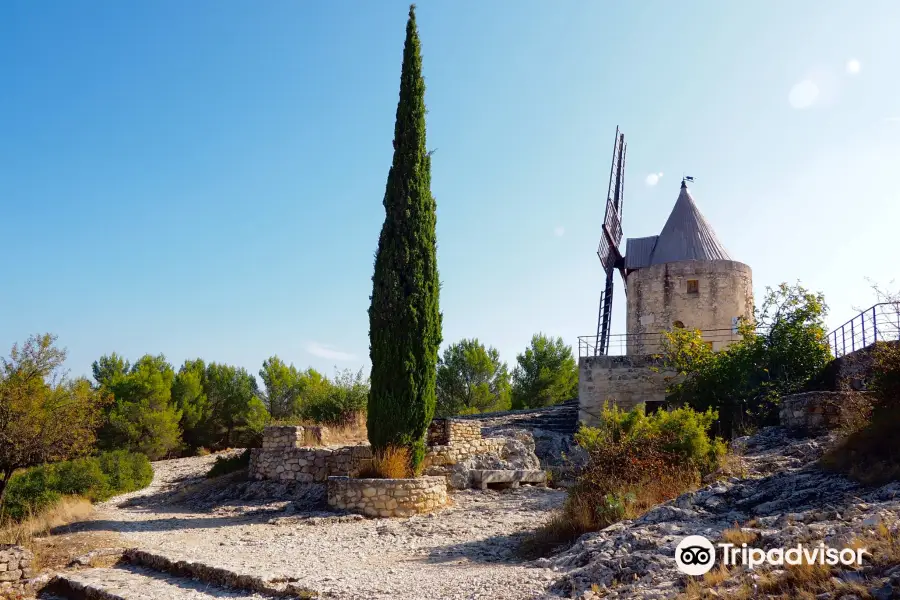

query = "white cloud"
[846,59,861,75]
[553,225,565,237]
[645,173,663,186]
[789,79,819,109]
[306,342,355,361]
[658,172,664,177]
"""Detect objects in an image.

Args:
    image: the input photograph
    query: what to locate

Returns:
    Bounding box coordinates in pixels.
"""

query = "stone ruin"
[327,475,448,518]
[0,545,34,594]
[250,419,546,494]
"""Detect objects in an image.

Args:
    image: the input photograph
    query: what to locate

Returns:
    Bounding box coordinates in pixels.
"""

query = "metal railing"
[827,303,900,358]
[578,327,745,358]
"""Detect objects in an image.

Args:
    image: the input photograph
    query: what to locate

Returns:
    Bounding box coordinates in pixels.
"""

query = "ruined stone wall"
[625,260,753,354]
[421,438,506,469]
[262,425,330,449]
[250,444,372,482]
[252,421,508,483]
[0,545,33,591]
[578,355,674,426]
[779,391,872,432]
[426,419,482,445]
[327,476,448,518]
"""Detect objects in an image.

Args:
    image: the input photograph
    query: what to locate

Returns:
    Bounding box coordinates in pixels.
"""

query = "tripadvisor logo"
[674,535,868,575]
[675,535,716,576]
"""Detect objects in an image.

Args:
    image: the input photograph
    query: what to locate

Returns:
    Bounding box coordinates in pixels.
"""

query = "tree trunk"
[0,470,10,515]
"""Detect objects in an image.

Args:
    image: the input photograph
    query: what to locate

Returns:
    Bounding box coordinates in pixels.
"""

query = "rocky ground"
[70,452,566,600]
[27,426,900,600]
[544,427,900,599]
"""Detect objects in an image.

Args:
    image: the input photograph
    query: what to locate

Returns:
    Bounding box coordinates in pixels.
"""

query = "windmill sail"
[595,128,627,356]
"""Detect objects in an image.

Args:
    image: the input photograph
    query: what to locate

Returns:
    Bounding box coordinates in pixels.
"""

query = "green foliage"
[575,403,726,474]
[301,368,368,426]
[203,362,263,448]
[511,333,577,409]
[660,282,831,437]
[435,338,511,417]
[97,450,154,494]
[259,356,304,420]
[1,451,152,523]
[206,450,250,479]
[97,354,182,460]
[171,359,210,450]
[1,334,108,508]
[523,404,724,558]
[367,4,442,470]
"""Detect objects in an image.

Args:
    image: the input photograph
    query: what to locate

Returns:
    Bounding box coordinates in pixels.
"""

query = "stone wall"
[0,545,33,591]
[250,444,372,482]
[327,476,448,518]
[625,260,754,354]
[426,419,483,446]
[422,438,506,469]
[262,425,330,449]
[578,354,674,426]
[780,391,871,432]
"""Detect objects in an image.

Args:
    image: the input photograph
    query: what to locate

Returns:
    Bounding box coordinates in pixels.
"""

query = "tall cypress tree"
[367,4,441,470]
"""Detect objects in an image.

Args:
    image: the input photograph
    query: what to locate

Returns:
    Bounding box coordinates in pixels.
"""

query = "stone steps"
[42,550,316,600]
[42,565,271,600]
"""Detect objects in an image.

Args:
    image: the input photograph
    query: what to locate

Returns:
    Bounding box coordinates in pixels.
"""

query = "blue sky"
[2,1,899,380]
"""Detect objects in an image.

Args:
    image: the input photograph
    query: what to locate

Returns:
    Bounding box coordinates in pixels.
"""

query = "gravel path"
[88,454,566,600]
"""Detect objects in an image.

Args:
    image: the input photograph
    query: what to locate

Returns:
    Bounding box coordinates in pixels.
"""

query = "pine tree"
[367,4,441,470]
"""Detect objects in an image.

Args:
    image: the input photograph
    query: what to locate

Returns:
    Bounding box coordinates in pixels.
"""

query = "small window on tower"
[673,320,685,329]
[687,279,699,294]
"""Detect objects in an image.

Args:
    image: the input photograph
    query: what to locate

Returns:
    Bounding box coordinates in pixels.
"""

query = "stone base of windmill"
[327,476,448,518]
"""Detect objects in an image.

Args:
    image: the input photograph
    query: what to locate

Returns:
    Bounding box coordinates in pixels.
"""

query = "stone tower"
[622,179,754,354]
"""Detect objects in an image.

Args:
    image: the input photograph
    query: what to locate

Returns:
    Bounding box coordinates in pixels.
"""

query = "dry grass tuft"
[357,446,411,479]
[719,523,759,546]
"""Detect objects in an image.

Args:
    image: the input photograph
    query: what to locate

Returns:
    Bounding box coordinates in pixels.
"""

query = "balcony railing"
[577,327,745,359]
[827,303,900,358]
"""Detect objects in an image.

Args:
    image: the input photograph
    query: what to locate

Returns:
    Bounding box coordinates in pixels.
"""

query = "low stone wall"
[0,545,34,591]
[327,476,447,518]
[779,391,871,431]
[262,425,330,449]
[427,419,482,445]
[422,438,505,469]
[249,444,372,482]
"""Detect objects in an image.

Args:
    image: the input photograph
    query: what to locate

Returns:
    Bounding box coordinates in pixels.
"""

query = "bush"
[301,369,368,427]
[1,451,153,523]
[523,404,725,557]
[97,450,154,494]
[206,450,250,479]
[660,283,831,437]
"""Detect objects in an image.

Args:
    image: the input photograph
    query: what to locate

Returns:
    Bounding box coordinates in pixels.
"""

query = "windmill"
[594,128,627,355]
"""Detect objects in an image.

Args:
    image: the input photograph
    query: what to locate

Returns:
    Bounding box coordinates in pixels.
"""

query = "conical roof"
[648,180,731,265]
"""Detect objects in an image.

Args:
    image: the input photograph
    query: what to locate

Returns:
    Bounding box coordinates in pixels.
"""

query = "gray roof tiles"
[624,181,732,269]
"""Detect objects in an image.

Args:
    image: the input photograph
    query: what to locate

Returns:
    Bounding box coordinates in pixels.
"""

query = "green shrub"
[523,403,726,558]
[2,466,62,522]
[206,450,250,479]
[1,451,153,523]
[52,457,110,501]
[301,369,368,427]
[575,403,726,473]
[97,450,153,494]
